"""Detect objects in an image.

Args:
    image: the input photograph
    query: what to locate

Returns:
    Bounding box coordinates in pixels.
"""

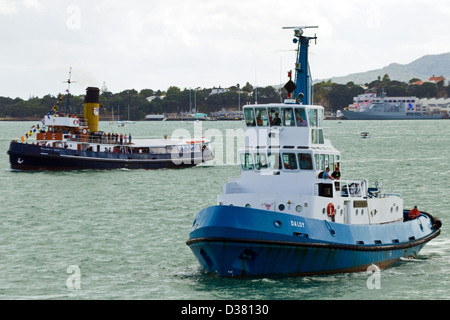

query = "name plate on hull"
[353,200,368,208]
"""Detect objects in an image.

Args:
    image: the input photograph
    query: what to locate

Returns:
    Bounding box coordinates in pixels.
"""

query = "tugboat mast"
[62,67,76,115]
[282,26,318,105]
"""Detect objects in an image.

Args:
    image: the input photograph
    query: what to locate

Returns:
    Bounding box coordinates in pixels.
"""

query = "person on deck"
[322,167,335,180]
[409,206,420,220]
[271,113,281,126]
[331,166,341,180]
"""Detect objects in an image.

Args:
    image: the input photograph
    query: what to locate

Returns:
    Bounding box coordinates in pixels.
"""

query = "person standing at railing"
[322,167,335,180]
[331,166,340,190]
[331,166,340,180]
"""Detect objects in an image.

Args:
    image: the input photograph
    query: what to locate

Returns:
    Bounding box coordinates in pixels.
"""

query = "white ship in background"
[341,90,444,120]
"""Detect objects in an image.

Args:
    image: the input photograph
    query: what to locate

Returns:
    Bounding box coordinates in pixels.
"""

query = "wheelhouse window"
[255,107,269,126]
[268,153,281,170]
[311,128,324,144]
[320,154,326,170]
[244,108,255,126]
[307,108,324,128]
[314,154,320,171]
[335,155,340,168]
[282,153,298,170]
[240,153,255,170]
[295,107,308,126]
[318,109,324,127]
[255,153,269,170]
[307,108,317,127]
[282,108,295,126]
[298,153,313,170]
[268,107,281,126]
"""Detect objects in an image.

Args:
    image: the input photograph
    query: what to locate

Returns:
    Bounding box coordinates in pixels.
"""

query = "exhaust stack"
[84,87,100,133]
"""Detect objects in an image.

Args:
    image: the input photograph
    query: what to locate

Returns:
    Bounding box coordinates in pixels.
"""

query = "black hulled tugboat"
[8,87,213,170]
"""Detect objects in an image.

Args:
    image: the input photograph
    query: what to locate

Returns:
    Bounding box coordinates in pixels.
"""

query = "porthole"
[245,204,251,208]
[278,204,285,211]
[356,209,359,216]
[296,205,303,213]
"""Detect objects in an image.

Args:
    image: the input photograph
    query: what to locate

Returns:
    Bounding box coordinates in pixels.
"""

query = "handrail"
[331,179,367,198]
[51,133,134,145]
[324,178,396,199]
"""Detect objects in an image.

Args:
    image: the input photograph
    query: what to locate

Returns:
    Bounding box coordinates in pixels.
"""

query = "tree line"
[0,82,282,120]
[1,75,449,120]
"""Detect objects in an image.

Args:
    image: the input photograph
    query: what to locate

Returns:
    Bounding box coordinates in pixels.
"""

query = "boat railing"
[333,179,367,198]
[61,133,134,145]
[78,118,88,127]
[327,178,395,199]
[315,178,384,198]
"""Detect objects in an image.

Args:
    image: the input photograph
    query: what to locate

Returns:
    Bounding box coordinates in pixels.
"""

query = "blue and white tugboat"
[187,27,442,277]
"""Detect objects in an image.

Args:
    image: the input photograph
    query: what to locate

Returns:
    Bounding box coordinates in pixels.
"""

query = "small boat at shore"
[8,87,214,170]
[186,26,441,277]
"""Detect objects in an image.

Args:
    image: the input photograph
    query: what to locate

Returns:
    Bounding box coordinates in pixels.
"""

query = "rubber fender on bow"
[421,211,442,230]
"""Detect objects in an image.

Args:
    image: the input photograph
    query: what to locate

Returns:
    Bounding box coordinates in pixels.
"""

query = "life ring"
[73,119,79,126]
[327,203,335,217]
[82,129,87,134]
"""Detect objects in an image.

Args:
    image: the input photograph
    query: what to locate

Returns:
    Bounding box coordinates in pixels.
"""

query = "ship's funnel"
[84,87,100,133]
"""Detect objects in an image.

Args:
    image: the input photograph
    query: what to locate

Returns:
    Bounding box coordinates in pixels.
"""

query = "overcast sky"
[1,0,450,99]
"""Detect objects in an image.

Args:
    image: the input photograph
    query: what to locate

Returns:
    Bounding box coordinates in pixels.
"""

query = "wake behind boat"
[8,87,214,170]
[186,26,441,277]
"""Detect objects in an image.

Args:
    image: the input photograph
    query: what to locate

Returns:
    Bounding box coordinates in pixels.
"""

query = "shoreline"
[0,117,42,121]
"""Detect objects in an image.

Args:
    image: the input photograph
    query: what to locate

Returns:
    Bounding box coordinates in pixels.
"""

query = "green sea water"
[0,119,449,300]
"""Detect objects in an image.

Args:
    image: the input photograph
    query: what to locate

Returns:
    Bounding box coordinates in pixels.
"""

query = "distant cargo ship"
[340,91,444,120]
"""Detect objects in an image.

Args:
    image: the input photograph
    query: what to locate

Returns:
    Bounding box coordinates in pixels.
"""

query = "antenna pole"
[63,67,76,115]
[283,26,318,105]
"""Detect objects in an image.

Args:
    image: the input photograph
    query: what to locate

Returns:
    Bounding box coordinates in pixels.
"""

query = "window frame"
[281,152,299,171]
[298,153,314,170]
[240,152,255,170]
[244,108,256,127]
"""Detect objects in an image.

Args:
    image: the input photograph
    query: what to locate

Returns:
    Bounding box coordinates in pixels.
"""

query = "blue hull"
[187,206,440,277]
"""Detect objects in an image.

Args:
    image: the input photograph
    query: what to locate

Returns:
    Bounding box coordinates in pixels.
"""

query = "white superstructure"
[218,102,403,226]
